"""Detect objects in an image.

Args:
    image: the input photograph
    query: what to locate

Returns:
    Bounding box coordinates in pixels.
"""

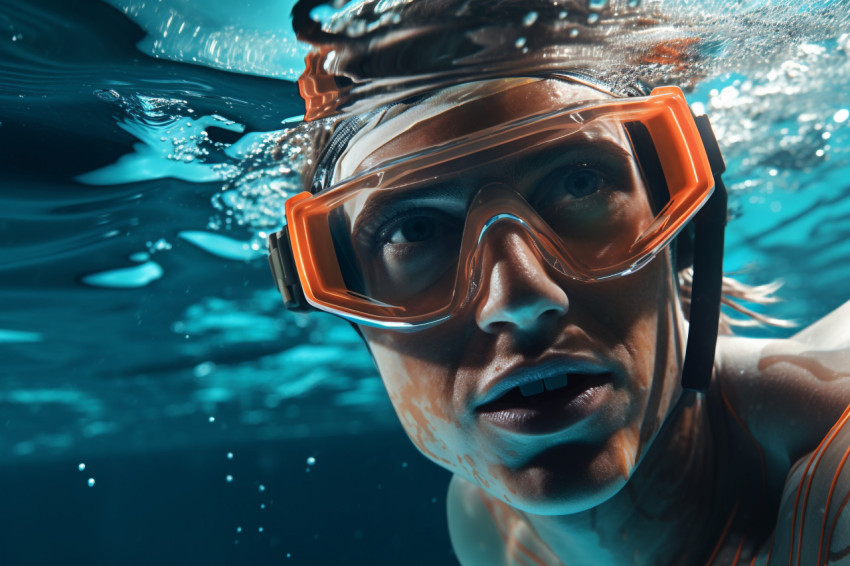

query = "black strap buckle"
[268,229,313,312]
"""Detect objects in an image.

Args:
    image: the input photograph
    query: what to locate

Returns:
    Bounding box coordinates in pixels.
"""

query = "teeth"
[519,381,545,397]
[517,375,571,398]
[543,374,569,392]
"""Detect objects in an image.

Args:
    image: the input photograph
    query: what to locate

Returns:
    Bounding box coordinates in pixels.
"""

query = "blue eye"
[556,169,604,199]
[534,167,608,210]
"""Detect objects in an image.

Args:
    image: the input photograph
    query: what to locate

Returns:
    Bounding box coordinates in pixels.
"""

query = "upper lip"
[473,355,613,410]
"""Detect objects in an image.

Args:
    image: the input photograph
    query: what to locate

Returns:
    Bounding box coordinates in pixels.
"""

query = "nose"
[475,224,569,335]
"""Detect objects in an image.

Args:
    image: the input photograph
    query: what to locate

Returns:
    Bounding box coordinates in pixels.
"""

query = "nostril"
[477,291,569,335]
[540,307,565,320]
[483,320,510,334]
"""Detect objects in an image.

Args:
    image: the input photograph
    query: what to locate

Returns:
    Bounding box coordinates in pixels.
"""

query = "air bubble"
[306,456,316,465]
[515,37,527,48]
[833,109,849,123]
[259,484,266,492]
[227,452,234,460]
[88,478,96,487]
[194,362,216,378]
[588,0,609,10]
[523,12,538,26]
[226,475,234,483]
[148,238,172,252]
[78,463,86,472]
[587,13,599,24]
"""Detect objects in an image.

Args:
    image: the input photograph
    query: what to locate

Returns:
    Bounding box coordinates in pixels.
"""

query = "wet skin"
[331,79,850,564]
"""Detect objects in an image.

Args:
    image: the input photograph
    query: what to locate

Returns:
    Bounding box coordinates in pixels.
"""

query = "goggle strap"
[681,113,727,391]
[695,113,726,176]
[268,229,313,312]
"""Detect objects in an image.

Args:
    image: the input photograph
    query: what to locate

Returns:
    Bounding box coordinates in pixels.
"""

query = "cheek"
[583,256,684,454]
[366,337,460,469]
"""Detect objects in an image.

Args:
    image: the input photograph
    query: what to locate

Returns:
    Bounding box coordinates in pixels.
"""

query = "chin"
[482,441,639,515]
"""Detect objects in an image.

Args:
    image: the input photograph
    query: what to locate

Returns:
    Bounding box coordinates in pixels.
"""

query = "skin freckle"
[610,427,640,480]
[473,469,491,488]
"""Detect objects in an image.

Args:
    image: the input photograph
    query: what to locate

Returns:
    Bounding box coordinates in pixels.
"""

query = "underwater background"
[1,0,848,564]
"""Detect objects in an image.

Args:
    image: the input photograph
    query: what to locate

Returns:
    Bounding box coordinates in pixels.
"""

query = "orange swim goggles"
[269,86,719,330]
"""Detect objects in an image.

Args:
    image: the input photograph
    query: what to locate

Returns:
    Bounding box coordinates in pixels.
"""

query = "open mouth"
[474,370,614,434]
[476,372,602,412]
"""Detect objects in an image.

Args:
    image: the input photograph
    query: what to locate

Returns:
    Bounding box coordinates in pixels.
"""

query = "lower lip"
[475,374,613,435]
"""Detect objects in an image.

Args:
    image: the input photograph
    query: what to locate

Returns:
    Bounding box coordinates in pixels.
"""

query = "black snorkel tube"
[680,114,728,392]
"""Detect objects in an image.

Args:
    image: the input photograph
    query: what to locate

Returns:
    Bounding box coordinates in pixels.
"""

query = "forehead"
[333,78,612,182]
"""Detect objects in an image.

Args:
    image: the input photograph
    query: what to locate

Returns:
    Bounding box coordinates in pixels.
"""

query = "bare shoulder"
[715,300,850,467]
[446,475,562,566]
[790,299,850,350]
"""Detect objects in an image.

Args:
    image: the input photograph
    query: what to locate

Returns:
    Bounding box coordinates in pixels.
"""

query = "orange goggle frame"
[269,86,716,329]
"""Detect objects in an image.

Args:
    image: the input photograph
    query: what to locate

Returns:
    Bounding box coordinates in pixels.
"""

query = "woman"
[269,1,850,563]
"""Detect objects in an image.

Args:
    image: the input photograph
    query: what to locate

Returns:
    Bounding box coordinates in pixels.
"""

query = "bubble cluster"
[208,119,333,242]
[698,37,850,195]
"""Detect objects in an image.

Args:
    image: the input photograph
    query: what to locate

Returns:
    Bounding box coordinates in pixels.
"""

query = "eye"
[382,210,461,245]
[553,168,604,199]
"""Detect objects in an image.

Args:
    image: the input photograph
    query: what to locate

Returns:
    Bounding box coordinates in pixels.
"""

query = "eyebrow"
[351,181,468,227]
[510,136,635,180]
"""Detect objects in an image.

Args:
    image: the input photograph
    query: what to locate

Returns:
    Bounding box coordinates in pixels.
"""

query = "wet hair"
[290,0,694,119]
[290,0,698,192]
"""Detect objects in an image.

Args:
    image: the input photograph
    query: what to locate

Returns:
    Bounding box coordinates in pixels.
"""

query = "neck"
[522,392,730,566]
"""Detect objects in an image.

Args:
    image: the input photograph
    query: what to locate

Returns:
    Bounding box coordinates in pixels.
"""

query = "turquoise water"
[0,0,848,564]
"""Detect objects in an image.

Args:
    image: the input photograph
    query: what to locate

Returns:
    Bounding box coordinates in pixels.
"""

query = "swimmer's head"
[268,0,726,514]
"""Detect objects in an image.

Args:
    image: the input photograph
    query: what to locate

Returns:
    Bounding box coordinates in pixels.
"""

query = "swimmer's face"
[337,79,687,515]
